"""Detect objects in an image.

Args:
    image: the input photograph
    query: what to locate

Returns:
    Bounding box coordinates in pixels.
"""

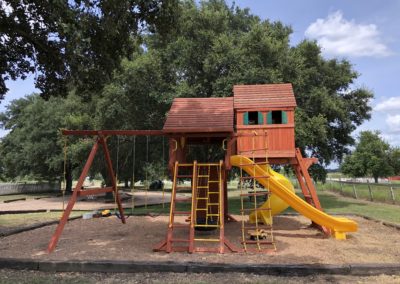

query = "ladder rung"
[194,238,220,242]
[208,181,219,183]
[207,214,219,216]
[174,211,191,215]
[197,186,209,189]
[196,197,208,200]
[208,192,220,194]
[241,240,274,245]
[240,208,271,212]
[176,175,193,178]
[175,186,192,190]
[178,164,194,167]
[207,203,219,206]
[171,239,190,242]
[240,192,269,197]
[195,208,208,211]
[175,198,192,202]
[240,176,270,179]
[198,175,209,177]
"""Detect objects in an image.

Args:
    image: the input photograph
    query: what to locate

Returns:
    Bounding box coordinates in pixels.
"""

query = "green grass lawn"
[1,188,399,231]
[0,192,60,203]
[123,189,400,224]
[0,211,84,228]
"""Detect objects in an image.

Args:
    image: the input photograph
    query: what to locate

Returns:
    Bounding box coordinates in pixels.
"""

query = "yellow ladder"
[239,131,276,253]
[192,161,225,253]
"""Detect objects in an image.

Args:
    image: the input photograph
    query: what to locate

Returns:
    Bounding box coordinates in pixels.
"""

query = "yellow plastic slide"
[231,155,358,239]
[248,165,294,225]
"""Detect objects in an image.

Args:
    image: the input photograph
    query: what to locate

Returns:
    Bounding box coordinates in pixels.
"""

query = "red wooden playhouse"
[47,83,358,254]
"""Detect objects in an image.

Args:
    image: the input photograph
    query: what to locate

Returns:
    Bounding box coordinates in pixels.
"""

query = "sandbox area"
[0,214,399,265]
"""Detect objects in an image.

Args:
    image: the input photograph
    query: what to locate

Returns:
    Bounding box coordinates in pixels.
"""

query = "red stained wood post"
[99,134,126,223]
[47,139,100,253]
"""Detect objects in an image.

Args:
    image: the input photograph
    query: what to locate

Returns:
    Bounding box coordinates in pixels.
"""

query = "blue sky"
[1,0,400,147]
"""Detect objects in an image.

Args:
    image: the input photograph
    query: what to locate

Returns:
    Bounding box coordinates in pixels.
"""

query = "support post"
[367,181,373,201]
[99,135,126,223]
[352,184,358,199]
[47,139,100,253]
[389,186,395,204]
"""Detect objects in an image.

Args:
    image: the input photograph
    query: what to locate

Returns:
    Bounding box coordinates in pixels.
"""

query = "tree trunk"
[374,176,379,183]
[65,161,73,192]
[124,179,129,188]
[101,168,114,200]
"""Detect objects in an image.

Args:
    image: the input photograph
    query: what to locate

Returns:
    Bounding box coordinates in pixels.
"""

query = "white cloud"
[305,11,391,57]
[374,97,400,112]
[386,114,400,133]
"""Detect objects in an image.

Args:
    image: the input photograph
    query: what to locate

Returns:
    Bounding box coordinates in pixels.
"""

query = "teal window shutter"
[267,112,272,124]
[282,111,288,124]
[243,112,249,125]
[258,112,263,125]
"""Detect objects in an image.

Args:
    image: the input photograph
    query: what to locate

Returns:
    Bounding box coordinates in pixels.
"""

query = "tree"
[101,0,372,166]
[0,94,94,190]
[0,0,179,100]
[341,131,393,183]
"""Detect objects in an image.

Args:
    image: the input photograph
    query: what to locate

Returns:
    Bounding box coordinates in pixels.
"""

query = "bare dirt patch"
[1,269,400,284]
[0,214,399,265]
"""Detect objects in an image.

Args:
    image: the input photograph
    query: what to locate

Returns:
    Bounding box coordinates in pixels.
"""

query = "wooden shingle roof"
[163,97,234,133]
[233,83,297,109]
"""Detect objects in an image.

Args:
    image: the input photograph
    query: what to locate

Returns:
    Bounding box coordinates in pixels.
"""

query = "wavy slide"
[231,155,358,239]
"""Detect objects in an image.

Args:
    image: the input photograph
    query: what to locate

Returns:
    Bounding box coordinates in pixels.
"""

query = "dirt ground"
[0,214,399,265]
[1,269,400,284]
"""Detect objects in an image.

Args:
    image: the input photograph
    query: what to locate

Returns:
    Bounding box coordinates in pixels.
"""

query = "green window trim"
[267,112,273,124]
[266,111,288,124]
[243,112,249,125]
[282,111,288,124]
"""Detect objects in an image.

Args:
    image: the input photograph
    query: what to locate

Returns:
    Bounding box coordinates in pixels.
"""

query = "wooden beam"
[61,130,165,136]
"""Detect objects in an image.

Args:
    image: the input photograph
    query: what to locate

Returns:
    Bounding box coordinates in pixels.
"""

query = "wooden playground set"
[47,83,358,254]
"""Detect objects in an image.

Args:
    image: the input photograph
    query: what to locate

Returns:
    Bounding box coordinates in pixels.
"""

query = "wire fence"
[317,179,400,205]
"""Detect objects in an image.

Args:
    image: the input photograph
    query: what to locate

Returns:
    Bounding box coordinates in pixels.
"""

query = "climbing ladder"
[154,160,236,253]
[238,131,276,253]
[192,162,225,253]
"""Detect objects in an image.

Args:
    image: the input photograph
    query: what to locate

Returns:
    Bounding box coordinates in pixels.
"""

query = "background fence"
[317,179,400,205]
[0,182,61,196]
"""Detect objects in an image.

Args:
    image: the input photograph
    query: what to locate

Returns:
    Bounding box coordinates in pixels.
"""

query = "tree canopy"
[0,0,178,100]
[341,131,397,183]
[0,0,375,183]
[99,0,372,165]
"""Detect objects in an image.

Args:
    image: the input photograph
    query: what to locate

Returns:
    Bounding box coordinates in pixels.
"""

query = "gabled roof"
[163,97,234,133]
[233,83,297,109]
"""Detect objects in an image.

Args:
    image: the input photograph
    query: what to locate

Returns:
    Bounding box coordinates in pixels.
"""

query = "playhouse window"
[243,111,263,125]
[267,111,288,124]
